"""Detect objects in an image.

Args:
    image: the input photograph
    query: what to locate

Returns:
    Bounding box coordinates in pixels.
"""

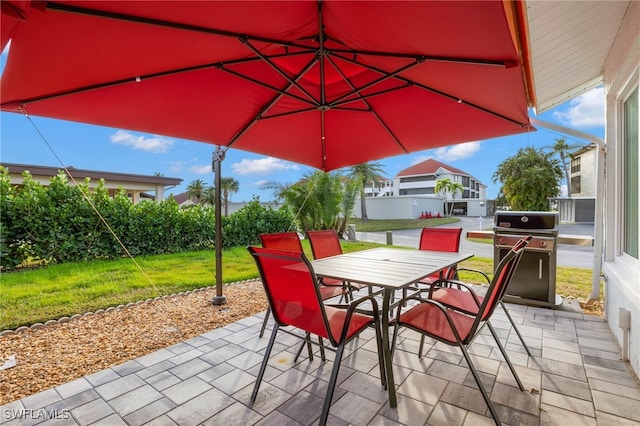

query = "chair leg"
[458,342,502,425]
[500,301,532,356]
[419,335,426,358]
[294,332,314,362]
[259,307,271,338]
[373,316,387,387]
[319,342,346,426]
[487,323,525,391]
[251,324,279,402]
[318,337,326,361]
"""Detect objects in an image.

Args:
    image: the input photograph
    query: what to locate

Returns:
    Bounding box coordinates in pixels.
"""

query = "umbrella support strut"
[212,146,227,306]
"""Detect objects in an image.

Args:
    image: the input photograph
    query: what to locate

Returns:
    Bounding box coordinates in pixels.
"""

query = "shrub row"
[0,168,294,270]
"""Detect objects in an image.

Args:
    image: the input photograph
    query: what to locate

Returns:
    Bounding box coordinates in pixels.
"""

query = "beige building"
[570,143,597,197]
[1,162,182,204]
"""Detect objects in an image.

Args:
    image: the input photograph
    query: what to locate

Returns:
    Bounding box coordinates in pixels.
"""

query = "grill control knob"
[539,240,547,247]
[499,238,507,244]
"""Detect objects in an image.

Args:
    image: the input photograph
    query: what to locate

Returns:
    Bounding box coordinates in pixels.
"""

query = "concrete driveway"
[355,216,595,269]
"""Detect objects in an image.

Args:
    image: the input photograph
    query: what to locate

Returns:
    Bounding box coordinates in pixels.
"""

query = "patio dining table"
[310,247,473,409]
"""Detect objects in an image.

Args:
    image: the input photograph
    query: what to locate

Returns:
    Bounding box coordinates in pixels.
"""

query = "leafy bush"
[222,197,295,248]
[0,167,291,270]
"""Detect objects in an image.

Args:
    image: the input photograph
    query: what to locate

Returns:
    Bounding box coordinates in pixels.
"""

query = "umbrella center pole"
[212,146,227,306]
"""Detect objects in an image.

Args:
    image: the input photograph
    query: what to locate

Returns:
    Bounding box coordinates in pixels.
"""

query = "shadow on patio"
[2,290,639,426]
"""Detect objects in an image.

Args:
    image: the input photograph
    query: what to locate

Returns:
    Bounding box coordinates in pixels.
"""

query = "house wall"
[352,196,489,219]
[352,196,445,219]
[602,0,639,375]
[6,168,174,204]
[570,148,597,197]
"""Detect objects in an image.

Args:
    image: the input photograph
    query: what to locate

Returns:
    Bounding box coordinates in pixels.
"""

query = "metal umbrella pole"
[212,146,227,305]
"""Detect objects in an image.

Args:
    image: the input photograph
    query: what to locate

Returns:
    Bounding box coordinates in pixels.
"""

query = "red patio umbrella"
[1,0,534,303]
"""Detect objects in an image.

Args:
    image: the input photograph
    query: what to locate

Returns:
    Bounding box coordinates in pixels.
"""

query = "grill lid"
[494,211,559,233]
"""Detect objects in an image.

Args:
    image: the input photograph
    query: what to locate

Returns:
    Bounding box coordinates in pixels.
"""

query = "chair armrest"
[454,268,491,285]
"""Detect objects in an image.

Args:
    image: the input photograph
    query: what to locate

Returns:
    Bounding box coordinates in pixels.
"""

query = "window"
[571,157,581,173]
[623,86,638,259]
[461,176,470,187]
[571,176,581,195]
[400,176,434,183]
[462,190,470,198]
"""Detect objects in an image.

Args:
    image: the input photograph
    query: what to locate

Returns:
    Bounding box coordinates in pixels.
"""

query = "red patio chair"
[429,266,534,357]
[248,246,385,426]
[306,229,369,299]
[410,227,463,354]
[258,232,344,344]
[417,227,463,284]
[391,236,531,425]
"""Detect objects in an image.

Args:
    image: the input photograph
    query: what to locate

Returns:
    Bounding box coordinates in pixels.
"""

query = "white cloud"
[231,157,299,175]
[254,180,270,188]
[110,130,174,153]
[410,154,433,165]
[189,164,212,174]
[434,141,481,162]
[553,86,605,128]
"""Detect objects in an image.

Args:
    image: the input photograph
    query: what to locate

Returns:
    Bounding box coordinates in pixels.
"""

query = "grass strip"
[0,241,596,330]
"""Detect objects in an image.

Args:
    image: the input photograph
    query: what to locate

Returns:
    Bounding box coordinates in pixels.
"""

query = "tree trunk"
[360,189,368,220]
[561,153,571,196]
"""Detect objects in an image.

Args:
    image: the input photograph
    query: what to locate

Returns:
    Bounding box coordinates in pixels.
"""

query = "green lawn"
[348,217,459,232]
[1,238,596,330]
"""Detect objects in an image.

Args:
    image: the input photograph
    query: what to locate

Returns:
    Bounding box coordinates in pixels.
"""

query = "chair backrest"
[306,230,343,259]
[419,228,462,252]
[473,235,532,327]
[259,232,303,254]
[248,246,333,341]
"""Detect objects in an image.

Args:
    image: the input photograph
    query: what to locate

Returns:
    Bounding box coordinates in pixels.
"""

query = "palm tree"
[434,177,462,216]
[347,161,386,221]
[545,138,585,197]
[200,187,216,206]
[449,181,464,213]
[216,177,239,216]
[260,180,293,201]
[186,178,206,204]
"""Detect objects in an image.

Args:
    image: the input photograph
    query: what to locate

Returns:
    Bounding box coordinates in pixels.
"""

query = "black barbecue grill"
[493,211,562,307]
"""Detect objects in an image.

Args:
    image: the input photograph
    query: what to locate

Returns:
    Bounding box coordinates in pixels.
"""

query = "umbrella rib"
[225,56,320,147]
[325,56,408,153]
[333,52,529,127]
[242,40,319,105]
[260,107,318,120]
[46,2,316,51]
[331,85,410,108]
[218,67,316,107]
[328,57,424,107]
[2,51,311,108]
[330,47,512,68]
[318,0,327,170]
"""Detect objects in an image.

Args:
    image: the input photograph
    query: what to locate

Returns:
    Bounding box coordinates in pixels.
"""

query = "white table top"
[310,247,473,289]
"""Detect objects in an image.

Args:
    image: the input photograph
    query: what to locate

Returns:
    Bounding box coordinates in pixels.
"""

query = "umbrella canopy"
[1,1,533,171]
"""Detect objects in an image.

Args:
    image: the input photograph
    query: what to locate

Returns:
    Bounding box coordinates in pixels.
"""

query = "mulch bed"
[0,280,267,405]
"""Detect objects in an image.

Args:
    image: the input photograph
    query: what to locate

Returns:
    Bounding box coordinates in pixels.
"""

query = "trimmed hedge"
[0,167,293,270]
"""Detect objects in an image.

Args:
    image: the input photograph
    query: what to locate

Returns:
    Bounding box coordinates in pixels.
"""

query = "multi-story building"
[357,158,488,219]
[569,143,597,197]
[393,158,486,204]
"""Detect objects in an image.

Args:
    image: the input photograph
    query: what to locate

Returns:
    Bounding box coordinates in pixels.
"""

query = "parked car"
[452,208,465,215]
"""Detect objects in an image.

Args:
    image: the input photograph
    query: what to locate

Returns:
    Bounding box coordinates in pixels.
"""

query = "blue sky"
[0,46,605,202]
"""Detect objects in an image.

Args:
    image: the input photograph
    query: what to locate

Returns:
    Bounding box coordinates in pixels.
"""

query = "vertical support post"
[212,146,227,305]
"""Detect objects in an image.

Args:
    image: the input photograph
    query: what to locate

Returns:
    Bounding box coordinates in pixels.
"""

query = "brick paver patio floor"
[2,295,639,425]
